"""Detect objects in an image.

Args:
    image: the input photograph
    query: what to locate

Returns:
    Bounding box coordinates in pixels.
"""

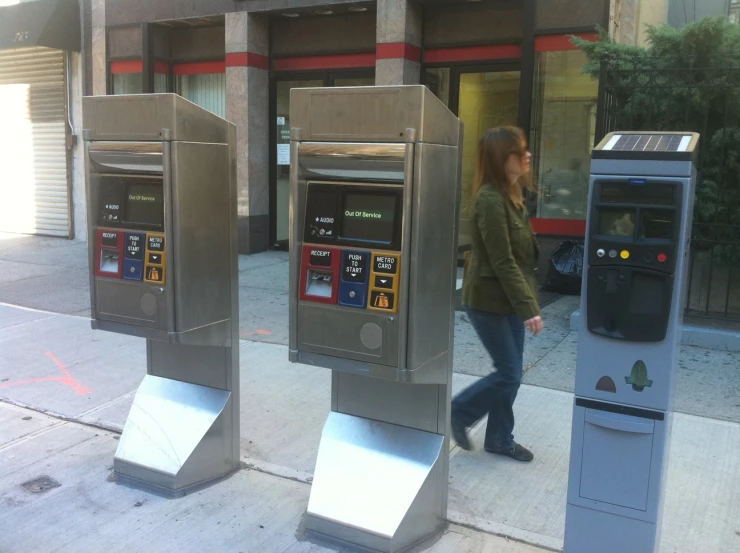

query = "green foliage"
[573,17,740,265]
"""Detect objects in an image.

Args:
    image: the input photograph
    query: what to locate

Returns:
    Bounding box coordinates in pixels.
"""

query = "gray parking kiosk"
[288,86,462,552]
[565,132,699,553]
[83,94,240,495]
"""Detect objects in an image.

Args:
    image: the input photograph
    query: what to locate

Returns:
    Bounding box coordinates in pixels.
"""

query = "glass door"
[274,78,324,248]
[271,71,374,250]
[454,68,521,250]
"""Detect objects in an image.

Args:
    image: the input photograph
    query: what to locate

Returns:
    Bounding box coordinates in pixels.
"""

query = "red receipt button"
[657,253,667,263]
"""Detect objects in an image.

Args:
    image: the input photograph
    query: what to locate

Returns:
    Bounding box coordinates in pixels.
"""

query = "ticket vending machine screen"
[341,193,397,245]
[125,183,164,228]
[98,175,165,231]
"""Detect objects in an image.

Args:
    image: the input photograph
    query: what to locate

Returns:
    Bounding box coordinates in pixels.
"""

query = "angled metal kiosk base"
[306,413,445,552]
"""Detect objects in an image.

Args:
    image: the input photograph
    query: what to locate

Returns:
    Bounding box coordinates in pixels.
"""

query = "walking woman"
[451,126,543,462]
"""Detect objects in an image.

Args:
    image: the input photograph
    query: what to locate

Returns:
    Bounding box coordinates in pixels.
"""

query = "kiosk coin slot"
[84,94,240,496]
[289,86,463,553]
[565,132,699,553]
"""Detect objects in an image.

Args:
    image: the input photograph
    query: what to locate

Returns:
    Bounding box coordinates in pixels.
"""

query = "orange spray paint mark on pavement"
[0,352,91,395]
[240,329,272,337]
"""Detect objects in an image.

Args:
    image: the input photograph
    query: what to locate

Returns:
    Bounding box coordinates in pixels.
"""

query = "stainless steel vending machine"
[83,94,240,495]
[288,86,463,552]
[565,132,699,553]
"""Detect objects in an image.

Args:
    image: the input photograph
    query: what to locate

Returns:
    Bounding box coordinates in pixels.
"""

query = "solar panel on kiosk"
[610,134,688,152]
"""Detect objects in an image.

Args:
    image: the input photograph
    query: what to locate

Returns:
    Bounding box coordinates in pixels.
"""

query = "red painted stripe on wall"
[173,61,225,75]
[531,218,586,236]
[225,52,269,70]
[273,52,376,72]
[376,42,421,63]
[534,32,598,52]
[110,60,143,74]
[154,61,169,74]
[424,44,522,64]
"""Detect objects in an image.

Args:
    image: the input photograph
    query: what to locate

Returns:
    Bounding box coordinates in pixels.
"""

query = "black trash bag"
[543,240,584,295]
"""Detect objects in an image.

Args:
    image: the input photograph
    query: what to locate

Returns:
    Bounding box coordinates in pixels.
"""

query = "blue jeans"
[452,308,525,452]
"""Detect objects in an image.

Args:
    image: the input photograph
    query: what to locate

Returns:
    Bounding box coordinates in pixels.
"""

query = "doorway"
[270,70,375,250]
[424,65,521,251]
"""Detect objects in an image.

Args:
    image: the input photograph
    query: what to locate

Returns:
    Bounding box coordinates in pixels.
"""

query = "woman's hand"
[524,316,544,336]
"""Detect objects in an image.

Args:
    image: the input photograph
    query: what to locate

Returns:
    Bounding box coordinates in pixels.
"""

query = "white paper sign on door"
[277,144,290,165]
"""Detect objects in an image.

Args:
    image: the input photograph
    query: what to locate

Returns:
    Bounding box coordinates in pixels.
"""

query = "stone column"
[225,12,270,254]
[375,0,422,86]
[91,0,106,95]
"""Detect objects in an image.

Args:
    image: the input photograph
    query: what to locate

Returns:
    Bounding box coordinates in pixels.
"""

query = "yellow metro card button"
[620,250,630,259]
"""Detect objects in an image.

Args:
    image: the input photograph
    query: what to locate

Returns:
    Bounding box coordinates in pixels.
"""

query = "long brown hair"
[471,126,534,208]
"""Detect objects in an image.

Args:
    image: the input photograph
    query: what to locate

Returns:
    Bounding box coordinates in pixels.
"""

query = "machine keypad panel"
[586,179,683,342]
[300,245,400,313]
[95,228,166,285]
[588,180,681,275]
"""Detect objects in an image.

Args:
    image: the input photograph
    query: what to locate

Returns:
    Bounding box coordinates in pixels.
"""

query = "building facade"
[0,0,86,239]
[1,0,669,259]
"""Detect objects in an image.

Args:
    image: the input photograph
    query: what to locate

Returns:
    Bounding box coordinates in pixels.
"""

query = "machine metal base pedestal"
[306,412,445,553]
[114,375,239,496]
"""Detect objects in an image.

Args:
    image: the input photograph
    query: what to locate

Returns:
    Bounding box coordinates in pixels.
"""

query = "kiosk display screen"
[598,209,636,237]
[641,210,674,240]
[341,193,397,244]
[125,182,164,228]
[600,181,674,205]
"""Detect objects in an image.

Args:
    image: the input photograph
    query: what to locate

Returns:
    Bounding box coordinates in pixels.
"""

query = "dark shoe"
[485,443,533,462]
[451,418,472,451]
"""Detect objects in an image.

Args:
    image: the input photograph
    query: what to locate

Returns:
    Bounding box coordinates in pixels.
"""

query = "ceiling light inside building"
[348,6,368,12]
[315,9,333,15]
[281,12,300,18]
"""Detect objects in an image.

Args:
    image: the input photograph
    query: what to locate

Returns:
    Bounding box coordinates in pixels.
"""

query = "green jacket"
[462,184,541,321]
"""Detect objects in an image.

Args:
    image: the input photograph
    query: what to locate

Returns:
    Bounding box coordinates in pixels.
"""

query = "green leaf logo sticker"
[625,360,653,392]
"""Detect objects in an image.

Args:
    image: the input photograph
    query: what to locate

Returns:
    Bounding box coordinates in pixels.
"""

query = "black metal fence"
[595,58,740,321]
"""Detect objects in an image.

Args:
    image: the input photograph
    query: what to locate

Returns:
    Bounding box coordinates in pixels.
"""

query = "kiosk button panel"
[95,228,166,285]
[300,246,400,313]
[144,234,166,284]
[368,254,400,312]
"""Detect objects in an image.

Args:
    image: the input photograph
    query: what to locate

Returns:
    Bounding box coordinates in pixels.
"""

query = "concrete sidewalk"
[1,402,545,553]
[1,304,739,553]
[2,233,739,424]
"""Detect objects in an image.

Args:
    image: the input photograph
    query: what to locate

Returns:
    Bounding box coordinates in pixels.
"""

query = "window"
[111,61,143,95]
[731,1,740,24]
[112,73,142,94]
[176,73,226,118]
[424,67,451,107]
[530,49,598,221]
[154,61,169,93]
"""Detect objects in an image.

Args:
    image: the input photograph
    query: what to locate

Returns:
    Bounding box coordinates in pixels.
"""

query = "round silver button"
[349,291,356,298]
[608,249,618,259]
[597,248,606,258]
